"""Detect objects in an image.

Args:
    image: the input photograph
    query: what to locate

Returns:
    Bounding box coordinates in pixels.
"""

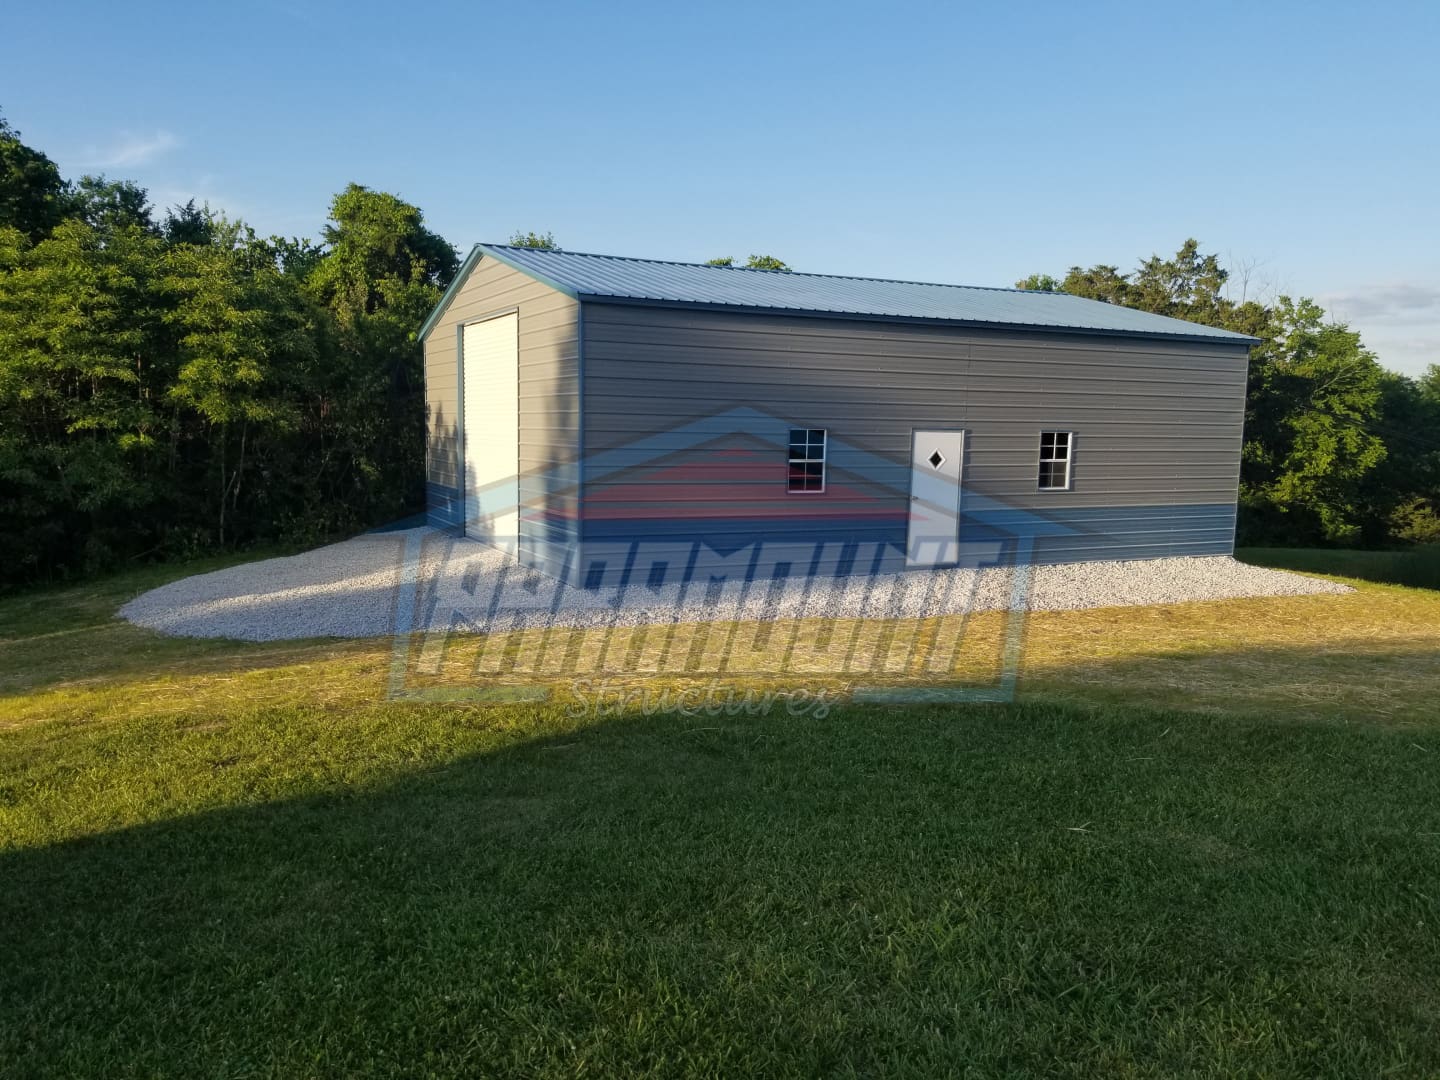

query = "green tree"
[1050,239,1270,337]
[308,183,457,320]
[508,230,558,249]
[1242,298,1387,543]
[706,254,789,270]
[305,186,458,528]
[162,199,215,247]
[0,113,66,241]
[1055,263,1131,306]
[1014,273,1062,292]
[163,221,314,544]
[1364,367,1440,544]
[1023,241,1391,545]
[66,176,156,235]
[0,119,472,588]
[0,217,168,576]
[744,254,788,271]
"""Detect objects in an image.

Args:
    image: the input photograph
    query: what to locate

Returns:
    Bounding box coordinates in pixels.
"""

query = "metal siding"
[578,303,1250,574]
[422,256,580,572]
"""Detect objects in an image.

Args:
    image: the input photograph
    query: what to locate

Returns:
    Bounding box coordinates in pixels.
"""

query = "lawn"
[1238,543,1440,590]
[2,556,1439,1077]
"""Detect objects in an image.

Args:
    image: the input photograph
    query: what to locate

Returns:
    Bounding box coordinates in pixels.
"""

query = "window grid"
[787,428,827,493]
[1038,430,1072,490]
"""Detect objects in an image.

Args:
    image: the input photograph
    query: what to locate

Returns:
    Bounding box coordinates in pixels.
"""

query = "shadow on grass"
[3,699,1438,1078]
[1238,545,1440,591]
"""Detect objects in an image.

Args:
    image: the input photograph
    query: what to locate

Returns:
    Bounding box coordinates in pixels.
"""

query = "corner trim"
[576,301,586,555]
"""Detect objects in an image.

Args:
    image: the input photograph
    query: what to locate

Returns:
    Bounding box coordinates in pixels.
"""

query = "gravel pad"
[119,527,1352,642]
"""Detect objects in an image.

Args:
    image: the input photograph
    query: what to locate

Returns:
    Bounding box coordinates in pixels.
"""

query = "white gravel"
[119,527,1351,642]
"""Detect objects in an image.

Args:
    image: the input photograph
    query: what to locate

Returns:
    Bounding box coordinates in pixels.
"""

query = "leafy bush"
[1390,499,1440,545]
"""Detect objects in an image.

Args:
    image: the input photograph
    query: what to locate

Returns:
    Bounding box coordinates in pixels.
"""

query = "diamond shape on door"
[928,449,945,469]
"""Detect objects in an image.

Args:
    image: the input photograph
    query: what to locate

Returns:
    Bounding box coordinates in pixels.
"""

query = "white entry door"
[905,430,965,568]
[461,312,519,548]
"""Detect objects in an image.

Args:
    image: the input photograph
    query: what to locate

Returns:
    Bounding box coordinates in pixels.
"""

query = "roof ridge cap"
[481,242,1041,294]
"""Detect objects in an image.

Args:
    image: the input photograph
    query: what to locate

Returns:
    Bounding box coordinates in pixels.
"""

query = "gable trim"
[417,243,581,342]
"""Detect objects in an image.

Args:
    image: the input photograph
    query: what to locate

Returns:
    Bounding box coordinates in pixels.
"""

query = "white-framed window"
[1038,431,1073,490]
[787,428,827,493]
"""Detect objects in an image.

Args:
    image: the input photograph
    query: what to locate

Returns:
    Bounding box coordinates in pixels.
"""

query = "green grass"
[1239,543,1440,590]
[3,557,1440,1077]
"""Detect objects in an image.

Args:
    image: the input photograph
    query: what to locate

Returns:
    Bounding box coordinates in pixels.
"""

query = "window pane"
[1041,432,1055,450]
[1053,462,1069,488]
[787,430,825,490]
[1053,431,1070,453]
[1038,461,1053,487]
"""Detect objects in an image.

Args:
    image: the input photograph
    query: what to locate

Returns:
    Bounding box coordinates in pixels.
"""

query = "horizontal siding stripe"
[583,384,1242,404]
[578,337,1247,375]
[580,504,1235,539]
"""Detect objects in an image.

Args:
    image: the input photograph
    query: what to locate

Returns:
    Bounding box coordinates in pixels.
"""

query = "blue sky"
[7,1,1439,375]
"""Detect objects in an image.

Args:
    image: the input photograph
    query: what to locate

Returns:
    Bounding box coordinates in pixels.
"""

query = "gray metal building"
[419,244,1259,585]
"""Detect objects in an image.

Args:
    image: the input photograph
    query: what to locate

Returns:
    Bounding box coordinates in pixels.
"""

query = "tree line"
[1017,243,1440,548]
[3,113,1436,590]
[0,114,463,588]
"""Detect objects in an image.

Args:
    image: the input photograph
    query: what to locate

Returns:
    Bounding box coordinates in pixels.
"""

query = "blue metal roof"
[420,243,1260,344]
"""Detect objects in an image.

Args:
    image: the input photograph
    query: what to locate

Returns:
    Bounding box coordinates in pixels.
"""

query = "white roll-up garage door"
[461,312,519,548]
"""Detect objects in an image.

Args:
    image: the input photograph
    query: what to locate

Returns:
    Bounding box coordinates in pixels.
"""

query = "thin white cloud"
[1320,283,1440,325]
[78,131,181,170]
[1317,283,1440,376]
[1361,334,1440,378]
